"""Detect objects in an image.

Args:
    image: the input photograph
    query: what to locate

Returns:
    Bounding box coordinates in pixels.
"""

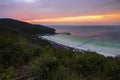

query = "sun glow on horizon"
[25,13,120,24]
[26,15,104,22]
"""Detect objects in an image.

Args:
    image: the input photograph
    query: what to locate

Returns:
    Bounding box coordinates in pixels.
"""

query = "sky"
[0,0,120,25]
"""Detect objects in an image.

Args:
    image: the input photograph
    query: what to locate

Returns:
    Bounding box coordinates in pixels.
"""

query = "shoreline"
[38,35,119,57]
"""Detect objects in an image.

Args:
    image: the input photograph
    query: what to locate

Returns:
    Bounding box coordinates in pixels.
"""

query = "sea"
[43,25,120,57]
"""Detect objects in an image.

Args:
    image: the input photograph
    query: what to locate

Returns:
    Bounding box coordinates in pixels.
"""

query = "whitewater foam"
[41,34,120,57]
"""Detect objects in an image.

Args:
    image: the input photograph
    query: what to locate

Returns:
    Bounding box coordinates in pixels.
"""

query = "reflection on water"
[50,25,120,40]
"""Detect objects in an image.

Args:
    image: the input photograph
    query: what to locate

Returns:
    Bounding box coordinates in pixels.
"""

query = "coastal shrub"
[0,66,18,80]
[33,47,120,80]
[33,47,80,80]
[0,30,41,67]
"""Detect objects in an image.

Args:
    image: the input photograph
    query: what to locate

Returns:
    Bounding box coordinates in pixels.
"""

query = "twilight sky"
[0,0,120,25]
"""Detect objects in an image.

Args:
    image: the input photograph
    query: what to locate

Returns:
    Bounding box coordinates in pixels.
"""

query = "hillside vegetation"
[0,18,55,34]
[0,19,120,80]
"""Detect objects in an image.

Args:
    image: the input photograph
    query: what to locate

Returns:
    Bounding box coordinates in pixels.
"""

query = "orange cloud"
[25,13,120,24]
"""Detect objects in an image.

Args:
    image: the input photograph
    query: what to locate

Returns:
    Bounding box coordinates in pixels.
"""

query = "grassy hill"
[0,18,55,34]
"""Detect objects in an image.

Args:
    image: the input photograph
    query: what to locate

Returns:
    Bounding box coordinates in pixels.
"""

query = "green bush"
[0,66,18,80]
[0,30,41,67]
[33,47,120,80]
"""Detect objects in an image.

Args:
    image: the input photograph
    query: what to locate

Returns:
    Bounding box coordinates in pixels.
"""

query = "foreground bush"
[0,66,17,80]
[0,30,40,67]
[33,47,120,80]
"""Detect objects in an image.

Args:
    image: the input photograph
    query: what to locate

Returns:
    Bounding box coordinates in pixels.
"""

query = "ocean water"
[43,25,120,57]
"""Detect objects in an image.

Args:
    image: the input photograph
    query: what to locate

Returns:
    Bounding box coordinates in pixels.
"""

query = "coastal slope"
[0,18,55,34]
